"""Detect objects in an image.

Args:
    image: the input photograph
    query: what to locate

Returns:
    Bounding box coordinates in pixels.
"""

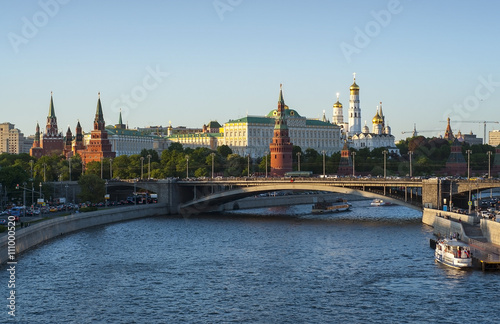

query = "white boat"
[370,199,393,206]
[434,238,472,269]
[312,199,351,214]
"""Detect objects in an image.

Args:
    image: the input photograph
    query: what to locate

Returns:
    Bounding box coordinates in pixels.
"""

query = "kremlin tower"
[80,93,116,168]
[269,84,293,176]
[348,73,361,135]
[30,92,64,158]
[444,117,454,141]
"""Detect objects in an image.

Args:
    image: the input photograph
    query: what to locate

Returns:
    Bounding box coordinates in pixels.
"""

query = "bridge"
[49,178,500,215]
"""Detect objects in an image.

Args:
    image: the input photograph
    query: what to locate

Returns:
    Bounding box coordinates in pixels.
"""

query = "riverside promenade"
[0,203,167,264]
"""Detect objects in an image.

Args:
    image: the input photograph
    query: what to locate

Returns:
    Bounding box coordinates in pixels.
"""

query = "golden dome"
[333,100,342,108]
[350,81,359,90]
[372,111,383,124]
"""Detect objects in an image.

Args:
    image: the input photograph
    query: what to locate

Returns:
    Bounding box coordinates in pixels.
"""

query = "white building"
[222,106,342,158]
[0,122,32,154]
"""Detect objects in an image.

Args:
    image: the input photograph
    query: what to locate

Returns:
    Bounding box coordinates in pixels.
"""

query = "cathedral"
[332,75,399,154]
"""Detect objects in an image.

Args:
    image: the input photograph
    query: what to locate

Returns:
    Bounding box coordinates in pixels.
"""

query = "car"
[0,219,6,225]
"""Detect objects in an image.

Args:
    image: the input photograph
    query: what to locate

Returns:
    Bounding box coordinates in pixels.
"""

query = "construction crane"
[441,120,499,144]
[401,124,441,137]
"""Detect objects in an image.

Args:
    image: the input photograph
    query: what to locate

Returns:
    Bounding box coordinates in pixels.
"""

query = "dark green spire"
[95,92,104,121]
[48,91,56,118]
[118,109,123,125]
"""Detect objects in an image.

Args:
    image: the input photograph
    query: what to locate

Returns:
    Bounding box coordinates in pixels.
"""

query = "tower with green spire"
[269,84,293,176]
[30,92,64,158]
[115,108,126,129]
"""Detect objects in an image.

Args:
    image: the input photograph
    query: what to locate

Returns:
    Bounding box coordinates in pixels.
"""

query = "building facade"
[0,123,32,154]
[489,130,500,147]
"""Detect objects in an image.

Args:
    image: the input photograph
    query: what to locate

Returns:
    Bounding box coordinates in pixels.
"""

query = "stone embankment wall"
[0,203,167,264]
[481,219,500,245]
[423,208,500,244]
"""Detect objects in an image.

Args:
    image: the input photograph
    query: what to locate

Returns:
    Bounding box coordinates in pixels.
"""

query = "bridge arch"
[180,183,422,215]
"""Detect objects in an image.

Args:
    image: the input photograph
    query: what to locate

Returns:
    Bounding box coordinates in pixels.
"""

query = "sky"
[2,0,500,142]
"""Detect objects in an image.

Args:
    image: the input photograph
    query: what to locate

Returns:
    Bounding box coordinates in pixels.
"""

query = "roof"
[266,108,302,118]
[207,121,222,128]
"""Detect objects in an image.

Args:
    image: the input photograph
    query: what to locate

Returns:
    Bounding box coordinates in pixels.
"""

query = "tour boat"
[370,199,393,206]
[311,199,351,214]
[434,238,472,269]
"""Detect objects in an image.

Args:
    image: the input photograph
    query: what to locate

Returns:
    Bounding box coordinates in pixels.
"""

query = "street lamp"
[100,157,104,179]
[408,151,413,178]
[147,154,151,179]
[466,149,472,179]
[211,153,215,179]
[65,184,68,212]
[265,152,268,178]
[383,150,388,178]
[351,151,356,177]
[140,156,144,179]
[29,160,34,206]
[39,182,42,202]
[247,155,250,177]
[296,152,301,172]
[185,155,189,179]
[29,160,34,179]
[466,149,472,214]
[109,158,113,179]
[487,151,492,198]
[322,150,326,178]
[22,182,26,217]
[69,157,72,181]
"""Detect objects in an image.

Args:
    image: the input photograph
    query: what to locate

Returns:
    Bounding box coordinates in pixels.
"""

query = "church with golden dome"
[332,75,399,154]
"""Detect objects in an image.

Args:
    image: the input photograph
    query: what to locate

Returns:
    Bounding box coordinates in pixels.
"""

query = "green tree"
[217,145,232,158]
[78,174,105,203]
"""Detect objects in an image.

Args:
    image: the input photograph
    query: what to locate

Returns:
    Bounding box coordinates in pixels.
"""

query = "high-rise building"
[0,122,32,154]
[270,84,293,176]
[489,130,500,147]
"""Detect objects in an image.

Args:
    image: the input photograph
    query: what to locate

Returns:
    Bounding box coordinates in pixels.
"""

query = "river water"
[2,199,500,323]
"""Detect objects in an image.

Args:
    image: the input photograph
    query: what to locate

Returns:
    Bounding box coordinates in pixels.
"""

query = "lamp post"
[29,160,34,206]
[147,154,151,179]
[140,157,144,179]
[105,180,108,207]
[247,155,250,177]
[109,158,113,179]
[211,153,215,179]
[466,149,472,214]
[185,155,189,179]
[408,151,413,178]
[351,151,356,177]
[69,157,72,181]
[466,149,472,179]
[39,182,42,203]
[487,151,492,198]
[133,179,137,206]
[296,152,301,172]
[322,150,326,178]
[265,152,268,178]
[22,182,26,217]
[65,184,68,212]
[100,157,103,179]
[383,150,388,178]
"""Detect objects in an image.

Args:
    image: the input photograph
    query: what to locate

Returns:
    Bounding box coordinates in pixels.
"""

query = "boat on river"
[370,199,393,206]
[434,238,472,269]
[311,198,351,214]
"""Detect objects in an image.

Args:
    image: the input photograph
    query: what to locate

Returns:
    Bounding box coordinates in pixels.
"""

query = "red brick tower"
[30,122,43,158]
[444,117,454,141]
[270,84,293,176]
[80,93,116,168]
[337,142,353,176]
[63,126,73,157]
[72,120,85,156]
[41,92,64,155]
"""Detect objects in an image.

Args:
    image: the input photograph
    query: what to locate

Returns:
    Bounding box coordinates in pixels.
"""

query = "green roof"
[266,108,302,118]
[166,132,222,139]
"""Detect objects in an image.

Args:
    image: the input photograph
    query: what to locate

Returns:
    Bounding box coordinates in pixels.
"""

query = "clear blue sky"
[2,0,500,142]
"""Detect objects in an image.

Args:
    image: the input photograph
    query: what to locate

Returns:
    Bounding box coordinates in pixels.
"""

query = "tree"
[217,145,232,158]
[78,174,105,203]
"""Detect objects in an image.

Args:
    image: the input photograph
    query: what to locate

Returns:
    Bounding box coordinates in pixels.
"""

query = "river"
[1,199,500,323]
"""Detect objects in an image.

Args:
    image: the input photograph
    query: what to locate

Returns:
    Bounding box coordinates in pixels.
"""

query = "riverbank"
[0,203,167,264]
